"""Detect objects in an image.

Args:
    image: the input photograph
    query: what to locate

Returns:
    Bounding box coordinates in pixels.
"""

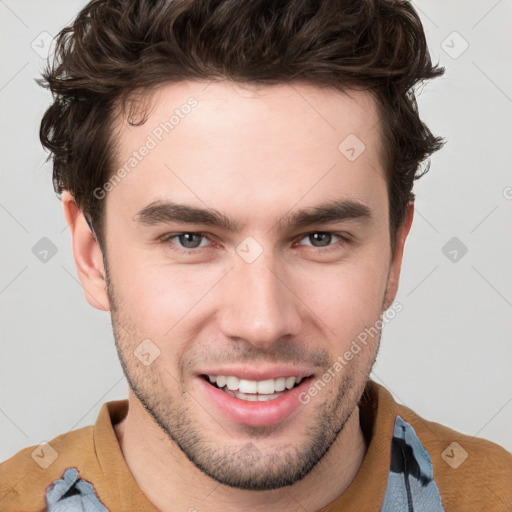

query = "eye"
[295,232,348,251]
[162,232,211,251]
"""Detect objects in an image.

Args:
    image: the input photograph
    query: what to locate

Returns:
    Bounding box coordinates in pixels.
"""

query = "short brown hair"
[38,0,444,251]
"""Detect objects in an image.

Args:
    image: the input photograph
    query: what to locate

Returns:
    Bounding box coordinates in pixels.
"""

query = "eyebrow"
[134,198,372,232]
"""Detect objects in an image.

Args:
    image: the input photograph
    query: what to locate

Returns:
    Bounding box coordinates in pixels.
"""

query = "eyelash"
[160,231,351,255]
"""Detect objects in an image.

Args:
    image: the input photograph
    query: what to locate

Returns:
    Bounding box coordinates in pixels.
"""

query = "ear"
[62,191,110,311]
[383,201,414,310]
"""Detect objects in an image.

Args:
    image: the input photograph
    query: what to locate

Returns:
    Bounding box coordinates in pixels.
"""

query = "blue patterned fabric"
[45,467,108,512]
[381,415,445,511]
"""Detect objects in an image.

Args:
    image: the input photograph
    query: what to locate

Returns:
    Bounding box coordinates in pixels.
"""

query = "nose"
[217,252,303,351]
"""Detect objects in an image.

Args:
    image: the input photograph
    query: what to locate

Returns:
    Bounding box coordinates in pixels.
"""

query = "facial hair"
[105,264,381,491]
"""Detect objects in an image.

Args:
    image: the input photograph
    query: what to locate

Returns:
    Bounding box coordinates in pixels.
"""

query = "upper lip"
[197,366,315,381]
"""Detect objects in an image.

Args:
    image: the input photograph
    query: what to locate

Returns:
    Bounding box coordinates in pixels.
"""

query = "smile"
[198,373,314,427]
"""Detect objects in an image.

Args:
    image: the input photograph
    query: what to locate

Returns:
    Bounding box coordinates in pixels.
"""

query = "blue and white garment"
[44,415,444,511]
[45,467,107,512]
[381,415,444,511]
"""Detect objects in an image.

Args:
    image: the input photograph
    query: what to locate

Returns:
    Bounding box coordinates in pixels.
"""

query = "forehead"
[107,80,387,229]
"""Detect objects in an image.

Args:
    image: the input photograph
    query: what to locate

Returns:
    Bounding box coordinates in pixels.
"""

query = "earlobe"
[383,201,414,310]
[62,191,110,312]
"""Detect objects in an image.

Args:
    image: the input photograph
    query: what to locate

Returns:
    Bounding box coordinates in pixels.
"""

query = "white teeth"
[274,377,286,392]
[285,377,296,389]
[223,388,283,401]
[226,376,239,390]
[257,379,275,394]
[255,394,276,401]
[207,374,305,394]
[239,379,258,394]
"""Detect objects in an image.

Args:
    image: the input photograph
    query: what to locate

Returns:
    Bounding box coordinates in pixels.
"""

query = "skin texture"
[63,81,414,512]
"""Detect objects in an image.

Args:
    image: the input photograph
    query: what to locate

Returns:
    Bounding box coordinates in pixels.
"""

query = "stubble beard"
[105,269,379,491]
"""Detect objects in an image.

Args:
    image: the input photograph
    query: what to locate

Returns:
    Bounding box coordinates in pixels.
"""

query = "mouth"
[198,372,315,426]
[196,366,317,426]
[200,374,308,402]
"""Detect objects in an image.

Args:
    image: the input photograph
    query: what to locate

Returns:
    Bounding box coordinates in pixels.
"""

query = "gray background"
[1,0,511,463]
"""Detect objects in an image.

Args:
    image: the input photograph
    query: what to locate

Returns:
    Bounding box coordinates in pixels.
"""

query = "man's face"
[100,81,399,490]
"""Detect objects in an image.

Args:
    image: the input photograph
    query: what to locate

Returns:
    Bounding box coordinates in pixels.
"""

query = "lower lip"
[197,376,313,427]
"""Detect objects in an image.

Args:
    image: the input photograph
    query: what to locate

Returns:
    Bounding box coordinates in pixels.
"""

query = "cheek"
[296,257,389,339]
[108,248,224,337]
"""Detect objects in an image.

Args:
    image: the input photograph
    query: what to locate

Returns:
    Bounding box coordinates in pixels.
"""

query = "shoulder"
[0,425,96,512]
[395,401,512,511]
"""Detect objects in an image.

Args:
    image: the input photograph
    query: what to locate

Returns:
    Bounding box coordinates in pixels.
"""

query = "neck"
[114,390,367,512]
